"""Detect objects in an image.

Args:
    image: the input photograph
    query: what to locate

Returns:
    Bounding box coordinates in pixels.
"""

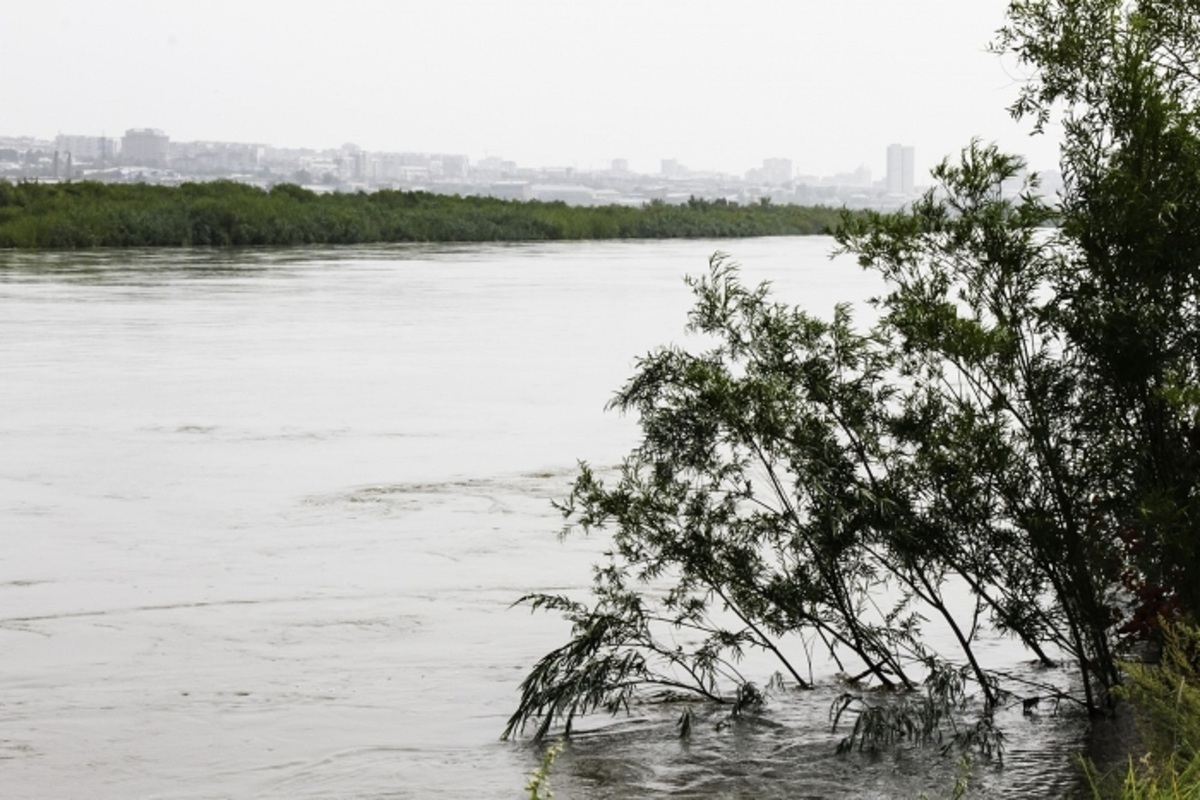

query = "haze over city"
[4,0,1061,181]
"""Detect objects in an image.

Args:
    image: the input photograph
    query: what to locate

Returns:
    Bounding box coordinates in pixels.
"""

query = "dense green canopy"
[0,180,844,249]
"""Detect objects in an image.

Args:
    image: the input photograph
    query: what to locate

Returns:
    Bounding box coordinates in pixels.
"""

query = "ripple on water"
[509,682,1094,799]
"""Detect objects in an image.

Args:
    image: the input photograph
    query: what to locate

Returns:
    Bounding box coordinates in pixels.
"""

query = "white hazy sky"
[3,1,1060,180]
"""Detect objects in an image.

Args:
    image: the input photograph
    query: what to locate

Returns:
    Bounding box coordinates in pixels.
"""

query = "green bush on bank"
[0,179,846,249]
[1086,622,1200,799]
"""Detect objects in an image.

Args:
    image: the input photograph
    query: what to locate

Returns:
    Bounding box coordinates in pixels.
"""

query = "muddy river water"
[0,238,1111,797]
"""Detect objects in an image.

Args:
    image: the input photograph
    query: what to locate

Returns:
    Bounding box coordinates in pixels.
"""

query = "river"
[0,237,1105,798]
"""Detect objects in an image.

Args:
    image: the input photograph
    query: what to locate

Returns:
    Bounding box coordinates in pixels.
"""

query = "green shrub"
[1085,622,1200,798]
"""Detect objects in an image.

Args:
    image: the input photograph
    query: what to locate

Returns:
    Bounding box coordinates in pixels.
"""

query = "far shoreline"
[0,180,853,251]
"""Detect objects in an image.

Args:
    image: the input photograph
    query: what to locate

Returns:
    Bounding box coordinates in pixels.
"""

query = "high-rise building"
[54,134,117,165]
[121,128,169,168]
[886,143,914,195]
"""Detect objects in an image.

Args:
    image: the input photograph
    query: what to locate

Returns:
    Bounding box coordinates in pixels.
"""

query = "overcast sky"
[4,1,1060,180]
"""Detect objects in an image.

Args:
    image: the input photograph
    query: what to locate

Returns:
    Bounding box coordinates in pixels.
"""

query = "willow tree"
[998,0,1200,637]
[506,0,1200,751]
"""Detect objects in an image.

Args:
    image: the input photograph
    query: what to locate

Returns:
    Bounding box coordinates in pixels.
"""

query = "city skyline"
[5,1,1061,182]
[6,125,914,186]
[6,127,958,213]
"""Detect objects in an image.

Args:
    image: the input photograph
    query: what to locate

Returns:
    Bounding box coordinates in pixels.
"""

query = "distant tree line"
[0,180,846,249]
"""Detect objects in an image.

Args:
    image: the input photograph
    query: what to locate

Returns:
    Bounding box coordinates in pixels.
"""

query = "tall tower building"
[121,128,170,168]
[886,143,914,195]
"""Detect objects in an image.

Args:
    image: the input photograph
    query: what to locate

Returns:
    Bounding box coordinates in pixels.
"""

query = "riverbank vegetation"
[1086,622,1200,798]
[0,179,844,249]
[506,0,1200,780]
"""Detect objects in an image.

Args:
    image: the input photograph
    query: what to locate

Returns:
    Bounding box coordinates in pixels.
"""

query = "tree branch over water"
[508,1,1200,757]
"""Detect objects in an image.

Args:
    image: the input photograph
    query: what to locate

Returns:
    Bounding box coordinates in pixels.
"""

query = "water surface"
[0,238,1095,798]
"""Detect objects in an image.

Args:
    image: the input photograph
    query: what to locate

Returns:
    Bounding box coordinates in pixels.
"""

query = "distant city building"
[999,165,1064,204]
[531,184,597,204]
[474,156,517,178]
[122,128,169,168]
[440,154,469,179]
[761,157,793,185]
[169,140,264,173]
[373,152,435,182]
[0,124,933,211]
[488,180,532,201]
[54,134,117,165]
[350,150,370,180]
[886,143,914,195]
